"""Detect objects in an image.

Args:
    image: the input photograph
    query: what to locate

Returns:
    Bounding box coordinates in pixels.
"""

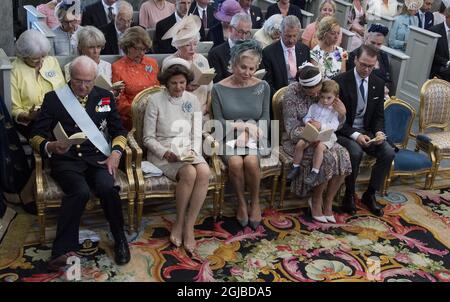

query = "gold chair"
[384,97,435,192]
[127,87,222,230]
[35,148,135,244]
[416,78,450,188]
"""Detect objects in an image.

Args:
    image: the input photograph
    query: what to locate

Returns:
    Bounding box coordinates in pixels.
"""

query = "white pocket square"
[373,96,380,100]
[256,16,261,21]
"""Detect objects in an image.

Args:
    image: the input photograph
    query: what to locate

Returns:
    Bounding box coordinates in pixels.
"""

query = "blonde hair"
[77,26,106,51]
[119,26,152,54]
[321,79,339,96]
[316,16,340,41]
[317,0,337,22]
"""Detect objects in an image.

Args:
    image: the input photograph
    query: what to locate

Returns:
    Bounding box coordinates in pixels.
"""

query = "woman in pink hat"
[206,0,242,47]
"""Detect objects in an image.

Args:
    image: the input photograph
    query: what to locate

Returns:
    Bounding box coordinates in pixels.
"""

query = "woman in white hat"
[143,58,209,254]
[163,15,213,122]
[388,0,422,50]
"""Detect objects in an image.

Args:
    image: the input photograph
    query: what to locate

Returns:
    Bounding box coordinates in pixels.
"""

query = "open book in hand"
[192,63,216,86]
[53,122,87,145]
[95,74,124,91]
[226,137,259,150]
[254,69,266,80]
[367,134,387,144]
[179,150,196,162]
[300,122,334,142]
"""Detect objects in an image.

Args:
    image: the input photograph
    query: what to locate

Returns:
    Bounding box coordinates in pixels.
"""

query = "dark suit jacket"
[249,6,264,29]
[188,2,219,28]
[82,1,109,28]
[429,23,450,81]
[334,69,385,139]
[206,22,225,48]
[417,11,434,30]
[208,41,231,82]
[265,3,303,27]
[100,22,119,55]
[347,46,393,93]
[262,40,310,95]
[154,13,207,54]
[30,86,127,173]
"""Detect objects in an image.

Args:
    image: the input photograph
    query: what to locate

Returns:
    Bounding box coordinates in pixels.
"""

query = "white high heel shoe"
[307,198,328,223]
[324,215,336,223]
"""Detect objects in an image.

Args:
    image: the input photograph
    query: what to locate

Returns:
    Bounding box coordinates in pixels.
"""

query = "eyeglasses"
[357,60,376,70]
[131,45,148,53]
[232,26,252,37]
[71,78,95,86]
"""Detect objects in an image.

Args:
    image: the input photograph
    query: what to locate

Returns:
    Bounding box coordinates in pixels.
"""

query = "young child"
[287,80,342,185]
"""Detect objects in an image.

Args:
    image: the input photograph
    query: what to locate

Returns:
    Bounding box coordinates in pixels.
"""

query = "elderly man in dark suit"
[334,44,395,217]
[238,0,264,29]
[262,15,310,96]
[82,0,117,28]
[208,13,252,83]
[429,5,450,81]
[100,0,134,55]
[30,56,130,270]
[417,0,435,29]
[188,0,219,28]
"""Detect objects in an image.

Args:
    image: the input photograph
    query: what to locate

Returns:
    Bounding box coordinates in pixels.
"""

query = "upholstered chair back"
[385,97,416,149]
[419,79,450,132]
[130,86,163,155]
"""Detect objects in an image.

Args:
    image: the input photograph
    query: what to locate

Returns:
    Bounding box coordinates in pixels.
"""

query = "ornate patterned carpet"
[1,186,450,282]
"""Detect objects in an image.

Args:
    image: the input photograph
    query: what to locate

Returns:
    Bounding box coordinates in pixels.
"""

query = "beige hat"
[405,0,423,10]
[162,15,202,48]
[161,57,191,72]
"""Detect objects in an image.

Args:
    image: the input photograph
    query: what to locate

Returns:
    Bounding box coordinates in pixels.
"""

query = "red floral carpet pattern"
[1,187,450,282]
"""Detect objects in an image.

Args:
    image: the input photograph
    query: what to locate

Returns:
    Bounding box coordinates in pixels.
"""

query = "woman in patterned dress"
[281,64,352,221]
[311,16,348,80]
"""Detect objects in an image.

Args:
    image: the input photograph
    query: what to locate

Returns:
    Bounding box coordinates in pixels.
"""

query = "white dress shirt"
[102,0,117,22]
[351,68,369,141]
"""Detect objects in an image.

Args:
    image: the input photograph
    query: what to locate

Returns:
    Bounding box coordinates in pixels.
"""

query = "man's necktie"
[108,6,114,23]
[359,79,366,104]
[202,9,207,28]
[287,48,296,78]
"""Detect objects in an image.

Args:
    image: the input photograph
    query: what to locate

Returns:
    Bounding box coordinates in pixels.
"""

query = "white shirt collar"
[175,12,183,22]
[280,39,295,53]
[197,4,206,15]
[102,0,116,16]
[228,38,235,49]
[353,67,368,83]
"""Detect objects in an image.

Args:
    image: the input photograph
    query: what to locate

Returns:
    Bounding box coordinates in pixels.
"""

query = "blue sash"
[55,85,111,156]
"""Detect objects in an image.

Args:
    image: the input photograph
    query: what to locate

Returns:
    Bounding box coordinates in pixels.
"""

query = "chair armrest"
[34,151,45,204]
[127,129,143,168]
[202,131,221,179]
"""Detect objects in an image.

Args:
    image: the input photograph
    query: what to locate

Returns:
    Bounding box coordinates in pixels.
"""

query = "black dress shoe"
[342,194,357,215]
[361,192,384,217]
[114,239,131,265]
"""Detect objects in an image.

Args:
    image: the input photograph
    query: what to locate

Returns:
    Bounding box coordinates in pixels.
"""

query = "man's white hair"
[69,55,97,78]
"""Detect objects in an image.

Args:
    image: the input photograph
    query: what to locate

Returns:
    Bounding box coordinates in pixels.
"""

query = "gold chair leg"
[280,171,287,209]
[38,211,45,244]
[219,180,225,217]
[271,175,279,208]
[213,186,220,221]
[136,195,144,232]
[429,159,440,190]
[128,198,135,234]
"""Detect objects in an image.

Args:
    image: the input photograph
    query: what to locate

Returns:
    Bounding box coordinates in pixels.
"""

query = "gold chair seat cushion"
[424,132,450,154]
[41,170,131,203]
[143,167,218,192]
